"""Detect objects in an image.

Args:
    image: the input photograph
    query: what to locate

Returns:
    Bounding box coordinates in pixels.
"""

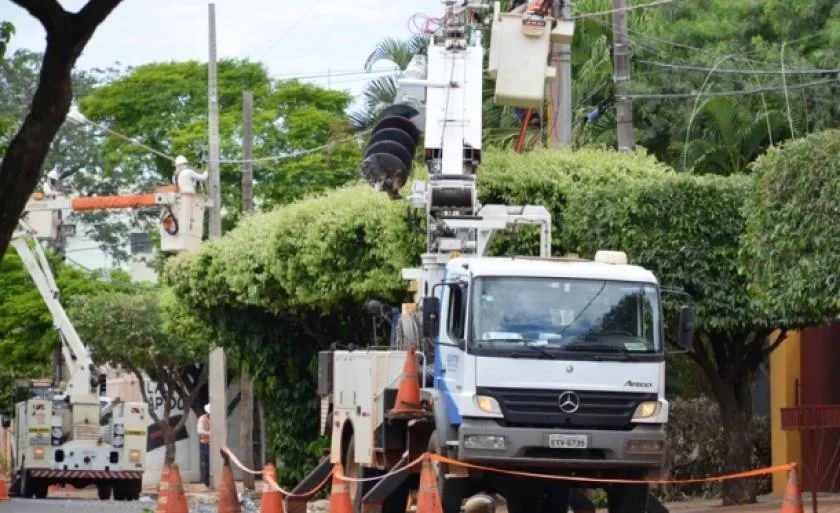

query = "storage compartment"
[318,351,334,396]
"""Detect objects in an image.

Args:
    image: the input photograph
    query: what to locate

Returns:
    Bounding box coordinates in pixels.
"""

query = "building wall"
[770,324,840,494]
[770,330,802,494]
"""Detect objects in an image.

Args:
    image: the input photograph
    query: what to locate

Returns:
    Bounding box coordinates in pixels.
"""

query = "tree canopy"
[79,60,363,230]
[70,287,211,462]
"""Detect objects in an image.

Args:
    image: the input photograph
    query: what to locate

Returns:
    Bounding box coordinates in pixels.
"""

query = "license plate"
[547,434,588,449]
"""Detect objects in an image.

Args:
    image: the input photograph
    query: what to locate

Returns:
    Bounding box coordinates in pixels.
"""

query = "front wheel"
[97,483,112,500]
[606,483,649,513]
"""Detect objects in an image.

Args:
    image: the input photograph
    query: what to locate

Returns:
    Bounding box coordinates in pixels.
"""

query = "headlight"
[129,450,141,462]
[33,447,45,459]
[632,401,660,420]
[463,435,508,450]
[474,395,501,414]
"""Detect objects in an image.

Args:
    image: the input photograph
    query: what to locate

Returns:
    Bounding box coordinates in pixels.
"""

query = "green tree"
[79,61,362,226]
[0,0,124,261]
[70,288,210,463]
[0,21,13,60]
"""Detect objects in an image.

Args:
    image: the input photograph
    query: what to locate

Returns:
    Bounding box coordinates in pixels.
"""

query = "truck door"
[434,279,467,425]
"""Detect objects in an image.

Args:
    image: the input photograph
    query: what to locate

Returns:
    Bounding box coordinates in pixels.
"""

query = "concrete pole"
[550,0,572,148]
[241,91,254,214]
[207,2,227,491]
[612,0,634,151]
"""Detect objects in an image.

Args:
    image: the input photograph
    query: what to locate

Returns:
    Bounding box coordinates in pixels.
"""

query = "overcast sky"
[5,0,442,101]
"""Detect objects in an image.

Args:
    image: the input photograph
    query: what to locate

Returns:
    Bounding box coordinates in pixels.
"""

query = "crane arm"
[11,220,98,405]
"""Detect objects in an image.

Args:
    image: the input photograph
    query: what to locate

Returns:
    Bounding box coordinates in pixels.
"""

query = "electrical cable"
[619,77,840,100]
[634,59,838,76]
[572,0,672,20]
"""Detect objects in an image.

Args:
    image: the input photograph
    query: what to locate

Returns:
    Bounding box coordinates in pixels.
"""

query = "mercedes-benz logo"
[558,391,580,414]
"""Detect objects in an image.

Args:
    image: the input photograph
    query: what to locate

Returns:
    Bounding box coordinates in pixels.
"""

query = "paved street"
[0,498,151,512]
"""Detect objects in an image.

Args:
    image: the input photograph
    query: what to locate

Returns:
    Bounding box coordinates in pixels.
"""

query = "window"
[447,284,467,344]
[470,277,662,354]
[130,232,152,255]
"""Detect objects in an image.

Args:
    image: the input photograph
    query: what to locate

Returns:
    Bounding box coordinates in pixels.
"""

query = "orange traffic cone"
[416,456,443,513]
[219,454,242,513]
[389,345,423,415]
[329,464,353,513]
[0,473,9,501]
[780,466,804,513]
[167,463,189,513]
[261,463,283,513]
[155,462,171,513]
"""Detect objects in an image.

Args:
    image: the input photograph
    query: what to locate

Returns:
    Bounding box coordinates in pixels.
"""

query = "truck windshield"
[469,276,662,354]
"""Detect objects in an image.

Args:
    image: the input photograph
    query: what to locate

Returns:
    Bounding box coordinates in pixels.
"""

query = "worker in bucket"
[172,155,208,194]
[197,403,211,489]
[43,169,63,198]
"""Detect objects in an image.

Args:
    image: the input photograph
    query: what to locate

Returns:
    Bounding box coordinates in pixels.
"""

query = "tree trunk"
[0,38,76,257]
[715,374,756,505]
[240,367,255,490]
[162,421,177,465]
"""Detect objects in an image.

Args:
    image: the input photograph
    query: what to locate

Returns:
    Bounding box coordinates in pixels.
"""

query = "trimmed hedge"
[743,129,840,328]
[561,171,767,332]
[165,185,424,313]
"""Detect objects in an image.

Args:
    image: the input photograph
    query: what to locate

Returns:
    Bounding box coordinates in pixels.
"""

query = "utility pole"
[242,91,254,213]
[612,0,634,151]
[239,89,255,490]
[549,0,572,148]
[207,2,227,491]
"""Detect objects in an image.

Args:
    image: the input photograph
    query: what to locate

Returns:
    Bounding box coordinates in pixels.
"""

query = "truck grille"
[476,387,658,430]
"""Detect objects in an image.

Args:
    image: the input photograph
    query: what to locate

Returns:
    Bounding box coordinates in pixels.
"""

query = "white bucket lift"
[157,191,206,253]
[489,2,575,108]
[20,187,208,255]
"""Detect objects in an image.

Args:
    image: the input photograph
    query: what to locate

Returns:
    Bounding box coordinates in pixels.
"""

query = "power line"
[257,0,327,60]
[204,129,372,165]
[592,17,830,72]
[621,77,840,100]
[66,115,176,162]
[634,59,839,75]
[572,0,672,20]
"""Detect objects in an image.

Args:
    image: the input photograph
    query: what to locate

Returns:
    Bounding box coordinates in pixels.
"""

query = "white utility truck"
[7,220,149,500]
[303,2,696,513]
[6,184,205,500]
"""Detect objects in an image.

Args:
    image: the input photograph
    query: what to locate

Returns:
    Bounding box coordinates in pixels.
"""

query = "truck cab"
[425,253,677,476]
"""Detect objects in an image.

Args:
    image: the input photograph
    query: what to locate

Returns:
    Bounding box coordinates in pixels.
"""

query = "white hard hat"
[175,155,189,166]
[204,403,210,414]
[47,170,60,180]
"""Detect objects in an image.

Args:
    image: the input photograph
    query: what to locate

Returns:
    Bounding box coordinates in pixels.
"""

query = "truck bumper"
[456,418,665,472]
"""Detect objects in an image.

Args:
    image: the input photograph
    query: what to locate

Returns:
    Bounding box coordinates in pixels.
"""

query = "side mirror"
[1,414,10,428]
[422,296,440,338]
[678,305,695,350]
